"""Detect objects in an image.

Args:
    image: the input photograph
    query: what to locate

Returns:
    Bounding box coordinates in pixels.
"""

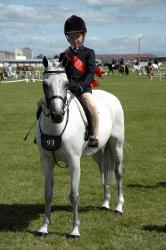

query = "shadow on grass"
[127,182,166,189]
[0,203,43,232]
[0,203,111,232]
[143,224,166,233]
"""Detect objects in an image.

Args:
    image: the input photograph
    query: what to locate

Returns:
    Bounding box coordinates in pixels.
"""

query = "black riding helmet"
[64,15,87,35]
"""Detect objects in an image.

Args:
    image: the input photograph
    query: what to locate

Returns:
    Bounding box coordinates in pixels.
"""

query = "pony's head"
[43,57,69,123]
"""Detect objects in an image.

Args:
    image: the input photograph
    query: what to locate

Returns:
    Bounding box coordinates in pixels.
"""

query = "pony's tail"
[100,143,115,185]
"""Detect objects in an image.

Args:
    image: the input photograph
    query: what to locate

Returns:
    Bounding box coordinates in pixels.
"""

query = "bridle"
[43,70,69,117]
[25,67,74,166]
[39,69,74,159]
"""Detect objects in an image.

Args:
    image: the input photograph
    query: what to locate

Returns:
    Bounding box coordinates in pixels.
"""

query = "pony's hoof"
[101,206,110,211]
[35,231,48,237]
[70,227,80,239]
[115,210,123,215]
[70,234,80,240]
[102,201,110,210]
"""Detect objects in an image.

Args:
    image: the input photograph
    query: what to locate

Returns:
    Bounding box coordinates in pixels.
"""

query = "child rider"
[59,15,99,147]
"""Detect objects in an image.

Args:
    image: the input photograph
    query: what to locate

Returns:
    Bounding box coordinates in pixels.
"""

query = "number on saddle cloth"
[76,96,93,141]
[41,133,61,151]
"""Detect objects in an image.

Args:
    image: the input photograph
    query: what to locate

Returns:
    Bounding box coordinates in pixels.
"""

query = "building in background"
[0,50,15,59]
[0,48,42,66]
[14,47,33,60]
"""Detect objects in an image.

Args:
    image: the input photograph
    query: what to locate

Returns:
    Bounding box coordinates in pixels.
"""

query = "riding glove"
[68,83,83,95]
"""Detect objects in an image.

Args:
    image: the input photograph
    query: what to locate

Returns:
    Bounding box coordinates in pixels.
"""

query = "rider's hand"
[68,83,83,95]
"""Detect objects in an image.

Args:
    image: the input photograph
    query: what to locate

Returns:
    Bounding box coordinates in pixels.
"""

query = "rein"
[39,95,73,169]
[25,67,73,168]
[41,69,74,165]
[39,105,70,145]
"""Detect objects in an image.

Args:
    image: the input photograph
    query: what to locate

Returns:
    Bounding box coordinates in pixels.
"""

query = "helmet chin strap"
[65,34,70,42]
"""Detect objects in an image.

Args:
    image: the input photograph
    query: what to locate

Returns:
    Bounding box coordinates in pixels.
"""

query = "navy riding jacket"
[59,45,96,93]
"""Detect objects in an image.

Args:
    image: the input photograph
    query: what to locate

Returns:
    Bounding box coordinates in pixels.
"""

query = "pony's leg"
[37,155,54,236]
[113,142,124,214]
[68,156,81,238]
[102,184,111,210]
[93,150,111,210]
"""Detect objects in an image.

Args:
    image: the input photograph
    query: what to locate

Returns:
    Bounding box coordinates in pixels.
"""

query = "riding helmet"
[64,15,87,35]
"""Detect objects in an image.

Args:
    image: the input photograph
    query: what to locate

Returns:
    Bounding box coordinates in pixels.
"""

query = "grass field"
[0,73,166,250]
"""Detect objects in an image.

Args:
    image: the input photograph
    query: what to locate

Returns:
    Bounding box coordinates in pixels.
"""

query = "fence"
[150,72,166,81]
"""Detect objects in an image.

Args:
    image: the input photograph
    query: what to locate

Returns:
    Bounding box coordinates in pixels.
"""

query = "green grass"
[0,74,166,250]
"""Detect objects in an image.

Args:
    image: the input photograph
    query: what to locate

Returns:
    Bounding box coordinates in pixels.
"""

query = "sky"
[0,0,166,58]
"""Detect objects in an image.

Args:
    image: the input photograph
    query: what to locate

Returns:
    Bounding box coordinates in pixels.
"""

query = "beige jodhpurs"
[81,92,99,139]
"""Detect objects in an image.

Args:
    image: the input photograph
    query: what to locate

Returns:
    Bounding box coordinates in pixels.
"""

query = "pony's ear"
[43,56,48,67]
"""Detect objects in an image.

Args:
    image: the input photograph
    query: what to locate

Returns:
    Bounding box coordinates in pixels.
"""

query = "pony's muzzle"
[50,110,63,123]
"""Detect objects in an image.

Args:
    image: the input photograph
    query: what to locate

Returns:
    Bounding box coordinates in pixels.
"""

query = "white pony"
[6,64,17,79]
[132,64,147,75]
[151,62,162,71]
[1,63,17,79]
[35,57,124,238]
[132,64,142,75]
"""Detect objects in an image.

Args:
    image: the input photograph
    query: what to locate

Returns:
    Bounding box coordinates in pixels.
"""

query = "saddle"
[75,96,93,141]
